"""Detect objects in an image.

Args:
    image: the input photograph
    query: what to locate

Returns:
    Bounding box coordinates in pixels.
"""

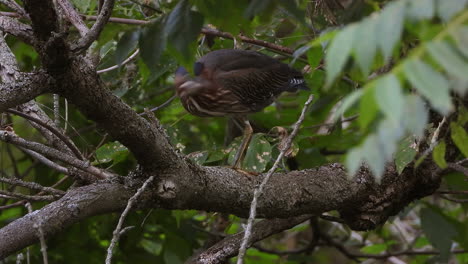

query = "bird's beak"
[177,80,203,97]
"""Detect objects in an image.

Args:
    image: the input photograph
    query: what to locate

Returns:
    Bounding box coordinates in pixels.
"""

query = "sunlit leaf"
[242,134,272,173]
[404,59,452,115]
[433,141,447,168]
[359,85,379,131]
[94,141,129,164]
[186,151,209,165]
[395,136,417,174]
[450,122,468,157]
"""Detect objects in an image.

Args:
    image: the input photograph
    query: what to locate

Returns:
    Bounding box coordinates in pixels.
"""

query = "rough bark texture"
[0,1,448,261]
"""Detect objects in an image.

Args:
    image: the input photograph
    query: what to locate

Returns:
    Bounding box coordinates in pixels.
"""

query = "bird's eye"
[194,62,204,76]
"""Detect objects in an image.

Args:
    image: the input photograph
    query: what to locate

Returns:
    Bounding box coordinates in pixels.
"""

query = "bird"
[174,49,309,169]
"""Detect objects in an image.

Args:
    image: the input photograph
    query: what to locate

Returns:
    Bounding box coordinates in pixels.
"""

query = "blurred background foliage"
[1,0,468,263]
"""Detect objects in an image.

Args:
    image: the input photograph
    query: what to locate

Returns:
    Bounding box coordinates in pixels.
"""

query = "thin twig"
[25,203,48,264]
[447,162,468,177]
[0,130,111,179]
[0,176,65,195]
[6,109,84,160]
[138,95,177,116]
[236,94,314,264]
[97,49,140,74]
[0,190,56,201]
[73,0,115,51]
[20,147,69,174]
[0,0,28,18]
[105,175,155,264]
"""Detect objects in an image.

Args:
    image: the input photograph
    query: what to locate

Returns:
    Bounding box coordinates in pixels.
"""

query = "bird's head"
[174,66,205,98]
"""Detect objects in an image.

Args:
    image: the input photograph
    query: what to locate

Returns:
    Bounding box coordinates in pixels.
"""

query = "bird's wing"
[214,64,291,112]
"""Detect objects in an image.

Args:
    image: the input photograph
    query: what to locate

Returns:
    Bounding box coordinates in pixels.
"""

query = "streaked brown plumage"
[174,49,309,169]
[174,49,308,117]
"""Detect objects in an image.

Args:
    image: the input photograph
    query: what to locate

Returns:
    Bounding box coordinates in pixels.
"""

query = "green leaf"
[278,1,306,25]
[242,134,272,173]
[436,0,467,21]
[94,141,128,164]
[165,0,204,57]
[325,25,357,86]
[332,89,363,122]
[345,147,364,177]
[451,77,468,96]
[450,122,468,157]
[427,41,468,82]
[421,207,457,261]
[362,134,386,181]
[193,0,249,35]
[354,17,377,76]
[404,59,452,115]
[395,136,417,174]
[71,0,91,13]
[377,118,404,161]
[452,26,468,58]
[307,46,323,69]
[139,19,166,70]
[359,85,378,131]
[407,0,435,20]
[115,30,139,66]
[433,141,447,168]
[402,95,429,138]
[244,0,273,18]
[140,239,162,255]
[377,0,406,60]
[375,74,404,124]
[186,151,209,165]
[361,244,387,254]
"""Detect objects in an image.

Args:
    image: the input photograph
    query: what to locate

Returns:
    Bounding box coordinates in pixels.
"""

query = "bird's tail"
[287,77,309,92]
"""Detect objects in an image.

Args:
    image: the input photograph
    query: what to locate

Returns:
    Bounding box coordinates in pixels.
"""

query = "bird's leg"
[232,119,253,170]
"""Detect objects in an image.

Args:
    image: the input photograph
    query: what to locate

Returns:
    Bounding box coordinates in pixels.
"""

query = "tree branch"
[73,0,115,51]
[0,182,132,259]
[56,0,89,37]
[187,215,311,264]
[0,16,35,45]
[0,130,112,179]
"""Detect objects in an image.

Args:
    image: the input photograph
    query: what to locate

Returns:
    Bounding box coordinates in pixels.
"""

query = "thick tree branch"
[0,182,132,259]
[0,158,442,259]
[0,73,53,112]
[0,16,35,45]
[56,0,89,36]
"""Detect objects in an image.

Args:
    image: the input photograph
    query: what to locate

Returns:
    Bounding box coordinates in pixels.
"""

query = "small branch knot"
[157,180,177,199]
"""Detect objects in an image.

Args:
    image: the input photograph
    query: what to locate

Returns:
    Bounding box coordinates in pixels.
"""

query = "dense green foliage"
[1,0,468,263]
